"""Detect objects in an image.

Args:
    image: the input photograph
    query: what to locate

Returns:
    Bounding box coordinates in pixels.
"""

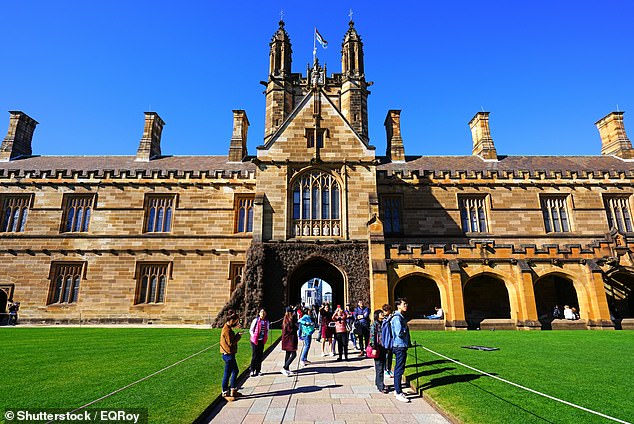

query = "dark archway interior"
[605,271,634,329]
[394,275,441,319]
[288,258,345,309]
[0,290,7,313]
[463,275,511,330]
[534,275,579,329]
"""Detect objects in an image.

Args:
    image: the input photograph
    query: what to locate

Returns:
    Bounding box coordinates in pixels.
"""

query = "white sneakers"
[280,368,295,377]
[394,393,411,403]
[300,360,306,367]
[321,352,328,357]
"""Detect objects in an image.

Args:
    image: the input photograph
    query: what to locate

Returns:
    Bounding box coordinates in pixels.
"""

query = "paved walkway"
[208,338,450,424]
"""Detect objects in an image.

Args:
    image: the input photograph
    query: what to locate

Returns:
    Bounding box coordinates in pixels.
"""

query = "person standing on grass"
[298,307,316,367]
[281,306,298,376]
[370,309,389,393]
[249,308,269,377]
[382,303,394,378]
[391,298,411,403]
[354,300,371,356]
[332,305,349,361]
[220,310,242,401]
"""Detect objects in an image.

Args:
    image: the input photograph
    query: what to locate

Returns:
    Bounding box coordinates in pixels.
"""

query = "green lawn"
[405,331,634,424]
[0,327,280,424]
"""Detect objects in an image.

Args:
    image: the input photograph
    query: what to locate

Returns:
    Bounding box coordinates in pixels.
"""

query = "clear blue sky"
[1,0,633,157]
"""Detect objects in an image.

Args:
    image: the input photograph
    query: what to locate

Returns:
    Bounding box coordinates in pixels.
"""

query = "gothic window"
[541,196,571,233]
[605,195,633,232]
[235,195,254,233]
[62,195,95,233]
[229,262,244,293]
[459,196,488,233]
[291,170,341,237]
[306,128,327,148]
[1,195,31,233]
[381,196,402,234]
[135,263,169,304]
[48,262,84,305]
[144,195,175,233]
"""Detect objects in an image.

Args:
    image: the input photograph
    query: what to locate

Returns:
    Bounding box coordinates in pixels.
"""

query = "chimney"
[469,111,497,160]
[136,112,165,162]
[228,110,249,162]
[0,111,38,162]
[595,112,633,159]
[384,110,405,163]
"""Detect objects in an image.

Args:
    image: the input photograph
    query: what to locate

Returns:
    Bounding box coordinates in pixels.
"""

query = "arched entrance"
[463,274,511,330]
[288,258,345,308]
[604,271,634,329]
[0,289,7,313]
[534,275,580,330]
[394,275,441,319]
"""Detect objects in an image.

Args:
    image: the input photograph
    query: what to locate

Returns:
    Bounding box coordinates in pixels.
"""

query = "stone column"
[445,260,467,330]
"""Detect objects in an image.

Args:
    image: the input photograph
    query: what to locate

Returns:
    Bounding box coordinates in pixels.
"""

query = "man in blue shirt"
[391,298,411,403]
[354,300,371,355]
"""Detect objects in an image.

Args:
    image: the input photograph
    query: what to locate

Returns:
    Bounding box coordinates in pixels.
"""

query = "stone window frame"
[234,194,254,233]
[603,194,633,233]
[229,262,245,293]
[134,262,171,305]
[1,193,33,233]
[540,194,573,233]
[47,261,86,305]
[458,194,490,234]
[143,194,177,234]
[380,194,404,235]
[305,128,329,149]
[61,194,96,233]
[289,168,343,239]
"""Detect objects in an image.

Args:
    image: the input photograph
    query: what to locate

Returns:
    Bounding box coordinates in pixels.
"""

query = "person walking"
[281,306,298,376]
[370,309,389,393]
[319,303,335,356]
[382,303,394,378]
[391,298,411,403]
[249,308,269,377]
[298,307,316,367]
[354,300,371,356]
[220,310,242,401]
[332,305,349,361]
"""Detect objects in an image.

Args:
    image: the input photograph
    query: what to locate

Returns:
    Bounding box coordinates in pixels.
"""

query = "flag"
[315,29,328,48]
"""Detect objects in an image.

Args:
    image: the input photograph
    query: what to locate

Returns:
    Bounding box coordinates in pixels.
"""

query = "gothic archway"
[605,271,634,329]
[534,274,580,330]
[463,274,511,330]
[288,258,346,309]
[394,274,441,319]
[0,289,7,314]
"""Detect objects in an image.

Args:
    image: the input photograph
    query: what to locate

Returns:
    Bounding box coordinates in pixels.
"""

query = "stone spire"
[264,20,294,141]
[596,111,633,159]
[340,20,370,141]
[0,111,38,162]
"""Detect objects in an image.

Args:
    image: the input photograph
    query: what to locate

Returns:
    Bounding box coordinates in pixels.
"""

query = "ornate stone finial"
[310,58,325,87]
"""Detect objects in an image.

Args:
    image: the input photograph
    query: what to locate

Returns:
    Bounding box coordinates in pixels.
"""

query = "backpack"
[381,315,394,349]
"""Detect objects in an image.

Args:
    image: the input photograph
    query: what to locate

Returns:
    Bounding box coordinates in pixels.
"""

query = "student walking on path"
[281,306,298,376]
[298,307,316,367]
[248,308,269,377]
[219,310,242,401]
[332,305,349,361]
[370,309,389,393]
[391,297,411,403]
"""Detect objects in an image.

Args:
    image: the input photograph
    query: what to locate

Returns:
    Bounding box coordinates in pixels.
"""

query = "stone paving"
[208,339,450,424]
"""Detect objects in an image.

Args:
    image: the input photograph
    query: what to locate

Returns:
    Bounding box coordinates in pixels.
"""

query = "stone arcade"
[1,20,634,330]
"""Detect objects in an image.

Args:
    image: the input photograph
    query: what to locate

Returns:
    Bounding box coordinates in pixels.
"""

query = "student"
[552,305,563,319]
[220,310,242,401]
[281,306,298,376]
[571,307,580,320]
[354,300,371,356]
[298,307,316,367]
[332,305,349,361]
[391,298,411,403]
[370,309,389,393]
[345,303,358,350]
[424,306,444,320]
[249,308,269,377]
[382,304,394,378]
[8,300,19,326]
[320,304,335,357]
[563,305,575,320]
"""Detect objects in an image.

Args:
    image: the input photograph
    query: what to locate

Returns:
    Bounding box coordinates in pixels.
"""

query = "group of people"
[218,297,413,404]
[553,305,580,320]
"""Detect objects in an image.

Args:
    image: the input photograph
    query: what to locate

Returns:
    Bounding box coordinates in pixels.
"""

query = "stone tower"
[264,20,294,141]
[340,20,370,141]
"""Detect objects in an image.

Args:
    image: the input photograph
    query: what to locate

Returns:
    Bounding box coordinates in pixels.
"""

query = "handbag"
[365,344,378,359]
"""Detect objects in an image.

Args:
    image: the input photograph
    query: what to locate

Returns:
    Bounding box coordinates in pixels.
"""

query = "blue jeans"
[393,347,408,394]
[301,335,312,361]
[221,354,239,392]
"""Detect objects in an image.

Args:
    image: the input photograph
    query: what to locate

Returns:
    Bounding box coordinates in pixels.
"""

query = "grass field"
[0,327,280,424]
[405,331,634,424]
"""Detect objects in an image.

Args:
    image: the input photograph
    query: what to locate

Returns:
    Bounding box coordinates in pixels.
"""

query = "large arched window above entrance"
[291,170,341,237]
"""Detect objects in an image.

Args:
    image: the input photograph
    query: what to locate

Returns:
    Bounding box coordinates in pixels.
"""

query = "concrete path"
[208,338,450,424]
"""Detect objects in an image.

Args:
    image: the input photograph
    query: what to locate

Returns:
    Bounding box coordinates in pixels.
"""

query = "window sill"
[45,303,78,309]
[131,303,166,308]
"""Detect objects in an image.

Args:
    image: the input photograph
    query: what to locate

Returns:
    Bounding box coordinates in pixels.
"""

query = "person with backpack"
[370,309,389,393]
[382,303,394,378]
[298,307,316,367]
[249,308,269,377]
[391,298,411,403]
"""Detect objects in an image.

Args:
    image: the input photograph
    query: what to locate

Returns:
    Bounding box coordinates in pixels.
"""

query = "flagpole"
[313,27,317,64]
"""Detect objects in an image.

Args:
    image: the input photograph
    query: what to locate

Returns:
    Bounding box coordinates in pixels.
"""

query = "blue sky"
[1,0,633,157]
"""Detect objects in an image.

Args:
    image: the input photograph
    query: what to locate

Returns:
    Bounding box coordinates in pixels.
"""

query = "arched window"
[291,170,341,237]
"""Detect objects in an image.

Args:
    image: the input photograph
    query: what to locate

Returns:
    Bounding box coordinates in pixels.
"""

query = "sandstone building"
[1,20,633,330]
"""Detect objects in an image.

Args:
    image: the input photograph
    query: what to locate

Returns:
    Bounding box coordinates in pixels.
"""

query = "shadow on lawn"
[406,359,452,368]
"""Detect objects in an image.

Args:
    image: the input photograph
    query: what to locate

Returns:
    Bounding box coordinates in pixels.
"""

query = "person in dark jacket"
[281,306,298,376]
[354,300,371,355]
[370,309,388,393]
